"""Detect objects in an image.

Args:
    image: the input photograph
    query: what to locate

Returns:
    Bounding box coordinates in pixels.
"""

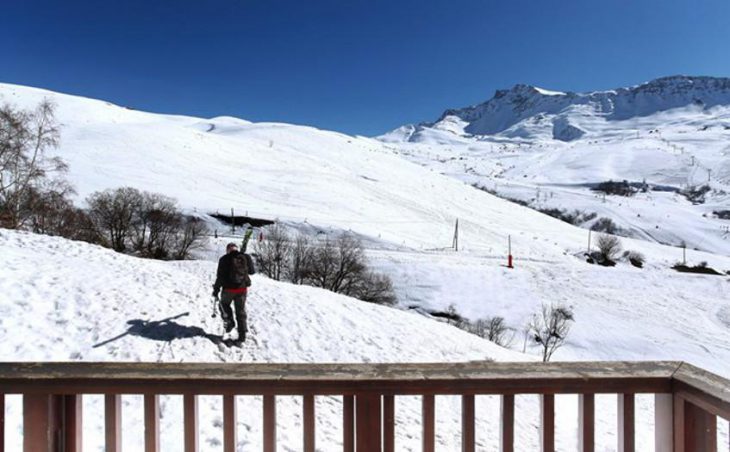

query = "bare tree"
[172,217,207,260]
[254,223,291,281]
[86,187,144,251]
[0,99,64,229]
[287,233,313,284]
[528,304,574,362]
[470,316,514,347]
[596,234,622,263]
[348,271,397,305]
[131,193,175,253]
[329,234,367,294]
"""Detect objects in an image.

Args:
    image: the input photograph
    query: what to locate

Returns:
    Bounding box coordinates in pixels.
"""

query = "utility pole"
[452,219,459,251]
[682,242,687,265]
[707,169,712,183]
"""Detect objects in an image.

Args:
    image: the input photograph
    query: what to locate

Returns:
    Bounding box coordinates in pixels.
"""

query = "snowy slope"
[380,76,730,255]
[0,228,532,451]
[3,229,727,450]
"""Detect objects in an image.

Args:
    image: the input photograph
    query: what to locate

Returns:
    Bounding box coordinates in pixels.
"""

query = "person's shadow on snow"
[93,312,221,348]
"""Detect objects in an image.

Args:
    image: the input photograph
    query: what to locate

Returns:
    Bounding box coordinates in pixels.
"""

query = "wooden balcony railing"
[0,361,728,451]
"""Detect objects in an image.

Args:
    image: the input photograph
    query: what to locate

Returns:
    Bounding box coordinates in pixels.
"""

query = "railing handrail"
[0,360,692,395]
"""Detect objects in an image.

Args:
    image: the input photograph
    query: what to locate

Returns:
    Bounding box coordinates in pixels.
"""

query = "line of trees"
[254,223,396,305]
[1,99,205,260]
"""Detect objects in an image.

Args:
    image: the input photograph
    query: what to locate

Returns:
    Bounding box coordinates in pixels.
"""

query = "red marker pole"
[508,235,514,268]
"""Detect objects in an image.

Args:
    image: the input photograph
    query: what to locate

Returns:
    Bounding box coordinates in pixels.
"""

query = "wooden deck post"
[422,394,435,452]
[263,395,276,452]
[63,395,83,452]
[303,394,315,452]
[461,394,475,452]
[541,394,555,452]
[184,394,199,452]
[223,395,237,452]
[683,400,717,452]
[343,395,354,452]
[104,394,122,452]
[144,394,160,452]
[355,393,382,452]
[618,393,635,452]
[0,394,4,452]
[500,394,514,452]
[23,394,60,452]
[673,394,685,452]
[383,395,395,452]
[654,394,673,452]
[578,394,594,452]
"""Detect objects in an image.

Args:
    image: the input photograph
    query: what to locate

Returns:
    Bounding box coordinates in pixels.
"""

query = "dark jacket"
[213,251,256,294]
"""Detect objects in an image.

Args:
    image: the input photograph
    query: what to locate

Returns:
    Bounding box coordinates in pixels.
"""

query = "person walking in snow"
[212,242,255,344]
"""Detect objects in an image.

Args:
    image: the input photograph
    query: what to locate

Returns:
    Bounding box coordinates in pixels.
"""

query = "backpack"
[229,252,252,287]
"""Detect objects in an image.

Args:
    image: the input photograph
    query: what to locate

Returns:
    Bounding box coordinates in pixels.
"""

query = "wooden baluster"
[223,395,237,452]
[0,393,4,452]
[343,395,355,452]
[105,394,122,452]
[541,394,555,452]
[24,394,52,452]
[654,394,673,452]
[355,394,382,452]
[303,394,315,452]
[144,394,160,452]
[461,394,475,452]
[383,395,395,452]
[684,400,717,451]
[63,395,83,452]
[618,393,635,452]
[500,394,514,452]
[184,394,199,452]
[578,394,594,452]
[674,394,686,452]
[263,395,276,452]
[422,394,435,452]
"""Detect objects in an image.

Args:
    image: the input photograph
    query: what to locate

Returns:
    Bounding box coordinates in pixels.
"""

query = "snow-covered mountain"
[383,75,730,142]
[379,76,730,256]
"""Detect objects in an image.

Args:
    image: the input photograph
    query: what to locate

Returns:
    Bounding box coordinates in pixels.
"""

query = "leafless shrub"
[87,187,204,259]
[528,303,574,362]
[0,99,65,229]
[86,187,144,251]
[623,250,645,268]
[470,316,514,347]
[596,234,622,263]
[346,271,397,305]
[255,229,396,304]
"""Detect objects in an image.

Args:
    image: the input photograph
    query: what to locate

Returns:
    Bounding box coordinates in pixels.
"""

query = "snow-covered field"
[1,79,730,450]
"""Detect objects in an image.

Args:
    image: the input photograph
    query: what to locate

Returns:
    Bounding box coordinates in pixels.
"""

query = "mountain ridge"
[385,75,730,142]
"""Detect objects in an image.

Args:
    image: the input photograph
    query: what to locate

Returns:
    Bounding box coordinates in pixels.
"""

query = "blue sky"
[2,0,729,136]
